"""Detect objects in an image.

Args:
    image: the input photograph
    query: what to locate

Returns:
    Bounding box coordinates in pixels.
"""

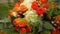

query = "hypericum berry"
[36,7,45,16]
[18,10,22,14]
[39,0,48,4]
[31,1,38,10]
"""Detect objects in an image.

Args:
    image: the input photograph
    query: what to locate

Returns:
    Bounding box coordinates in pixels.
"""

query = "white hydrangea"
[20,0,36,9]
[24,10,38,22]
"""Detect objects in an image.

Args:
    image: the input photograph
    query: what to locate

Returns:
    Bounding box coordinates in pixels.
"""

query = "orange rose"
[8,10,14,16]
[13,2,20,11]
[13,18,20,26]
[14,2,20,7]
[18,21,27,27]
[20,5,28,11]
[19,0,24,3]
[13,18,27,27]
[7,16,11,19]
[56,15,60,22]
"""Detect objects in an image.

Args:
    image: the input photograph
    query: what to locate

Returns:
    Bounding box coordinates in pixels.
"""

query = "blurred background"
[0,0,18,19]
[0,0,19,34]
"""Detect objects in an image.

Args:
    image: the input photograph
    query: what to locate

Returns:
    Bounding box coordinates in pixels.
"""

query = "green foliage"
[53,8,60,15]
[43,21,54,30]
[14,0,18,3]
[0,23,4,29]
[31,17,43,34]
[0,3,9,19]
[0,3,14,19]
[0,22,19,34]
[41,30,51,34]
[48,0,55,2]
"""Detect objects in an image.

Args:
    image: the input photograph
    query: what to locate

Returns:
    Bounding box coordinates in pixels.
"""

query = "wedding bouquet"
[8,0,59,34]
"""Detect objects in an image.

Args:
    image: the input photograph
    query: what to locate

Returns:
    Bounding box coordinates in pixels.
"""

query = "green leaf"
[48,0,55,2]
[41,30,51,34]
[38,17,43,32]
[43,21,54,30]
[47,7,54,16]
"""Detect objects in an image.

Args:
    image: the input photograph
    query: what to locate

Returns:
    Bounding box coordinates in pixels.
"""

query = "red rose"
[13,18,20,26]
[31,1,38,10]
[18,21,27,27]
[26,26,32,33]
[39,0,48,4]
[36,7,45,15]
[20,5,28,11]
[20,28,26,34]
[51,28,59,34]
[43,3,49,9]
